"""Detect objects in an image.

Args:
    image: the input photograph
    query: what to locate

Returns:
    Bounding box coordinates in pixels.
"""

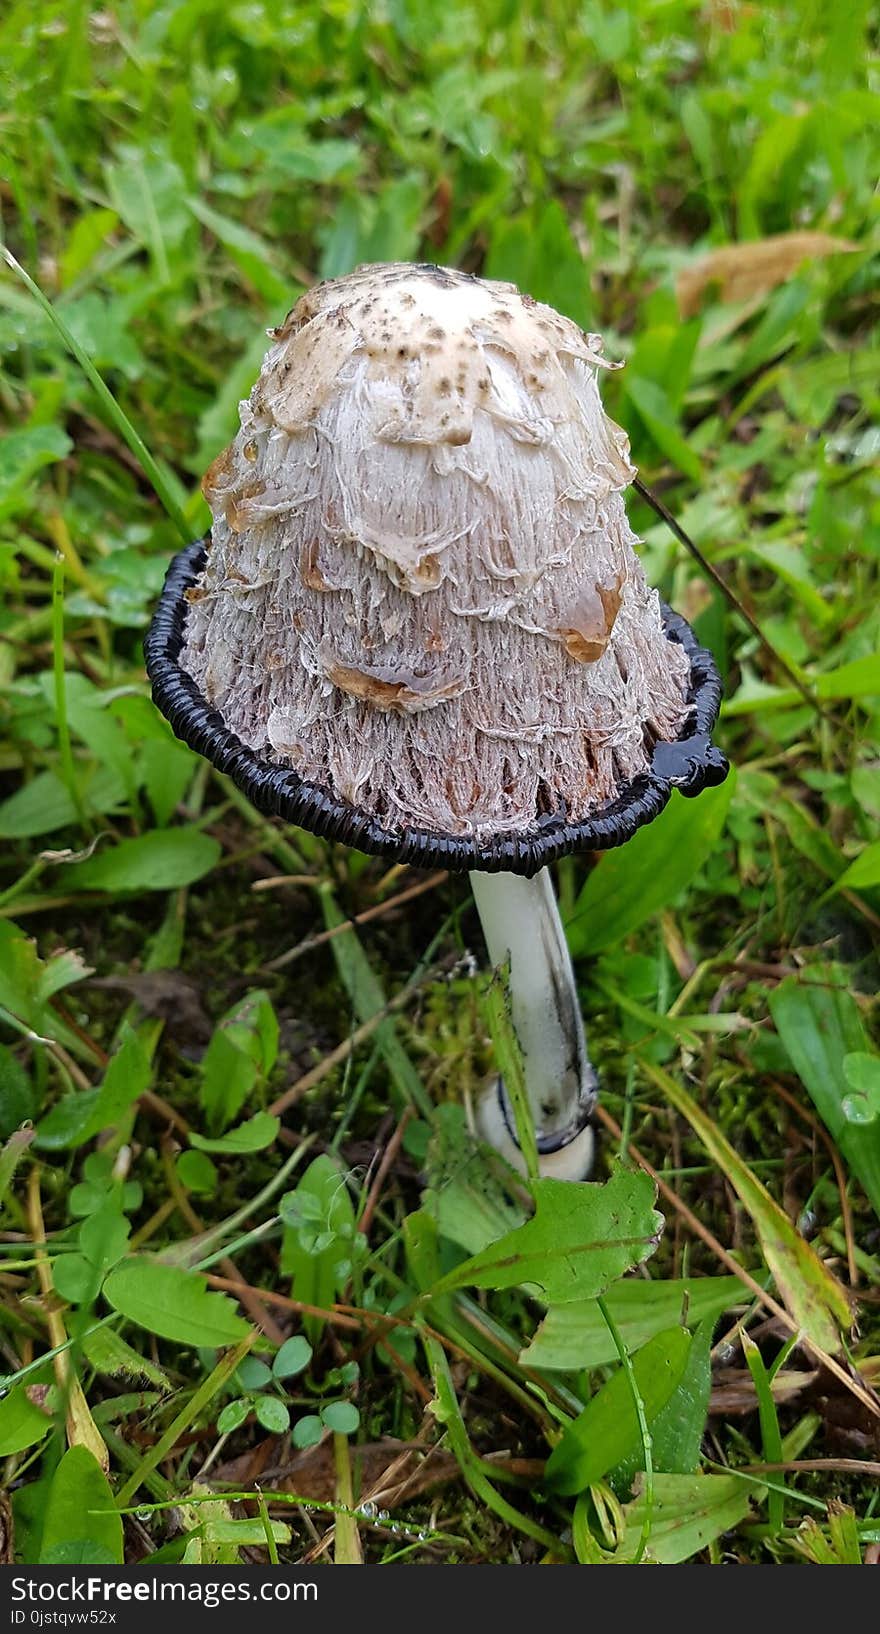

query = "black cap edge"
[144,537,729,879]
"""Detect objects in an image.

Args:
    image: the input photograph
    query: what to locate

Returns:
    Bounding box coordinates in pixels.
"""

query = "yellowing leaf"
[677,232,860,317]
[521,1275,743,1370]
[614,1472,756,1564]
[640,1058,852,1353]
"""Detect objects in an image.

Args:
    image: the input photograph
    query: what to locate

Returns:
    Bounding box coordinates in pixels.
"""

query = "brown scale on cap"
[556,577,625,663]
[180,262,692,840]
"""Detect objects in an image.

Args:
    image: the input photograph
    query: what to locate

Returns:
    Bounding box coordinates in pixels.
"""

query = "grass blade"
[0,244,192,544]
[116,1334,254,1507]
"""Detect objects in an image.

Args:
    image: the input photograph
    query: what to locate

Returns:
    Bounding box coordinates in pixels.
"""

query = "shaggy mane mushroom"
[146,262,727,1179]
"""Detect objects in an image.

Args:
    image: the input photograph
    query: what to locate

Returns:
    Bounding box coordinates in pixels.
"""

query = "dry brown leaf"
[213,1435,543,1512]
[709,1367,818,1416]
[214,1437,450,1507]
[677,232,860,317]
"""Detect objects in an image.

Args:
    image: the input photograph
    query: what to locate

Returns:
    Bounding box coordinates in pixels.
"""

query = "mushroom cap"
[146,263,727,876]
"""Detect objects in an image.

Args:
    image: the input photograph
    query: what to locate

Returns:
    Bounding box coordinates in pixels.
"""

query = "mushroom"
[146,262,727,1181]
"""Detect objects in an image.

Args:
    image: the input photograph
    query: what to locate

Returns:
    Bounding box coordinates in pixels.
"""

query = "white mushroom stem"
[470,868,597,1180]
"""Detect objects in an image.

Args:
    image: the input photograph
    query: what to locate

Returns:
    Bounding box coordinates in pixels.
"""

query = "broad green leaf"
[273,1336,313,1379]
[614,1472,756,1565]
[105,149,190,274]
[425,1164,524,1259]
[521,1276,744,1369]
[852,766,880,820]
[0,921,92,1050]
[648,1319,713,1476]
[748,541,834,627]
[322,1399,359,1435]
[613,1320,714,1488]
[769,970,880,1216]
[545,1327,692,1494]
[835,838,880,893]
[190,1112,279,1154]
[194,1515,290,1548]
[103,1259,251,1348]
[733,278,811,379]
[842,1053,880,1126]
[0,1386,54,1455]
[62,678,138,803]
[199,990,278,1133]
[0,425,72,515]
[57,291,143,381]
[627,320,700,413]
[738,112,810,235]
[292,1415,324,1449]
[236,1357,272,1391]
[54,1202,130,1306]
[774,796,846,883]
[40,1446,123,1566]
[217,1399,251,1436]
[726,655,880,718]
[69,1149,142,1218]
[36,1025,152,1150]
[844,1052,880,1095]
[176,1150,218,1194]
[427,1164,662,1304]
[246,115,361,184]
[0,766,126,837]
[140,738,197,827]
[816,653,880,701]
[61,829,221,894]
[568,777,735,956]
[280,1155,358,1343]
[485,201,591,327]
[174,1483,291,1564]
[641,1057,852,1352]
[255,1396,290,1434]
[37,947,94,1005]
[59,208,119,286]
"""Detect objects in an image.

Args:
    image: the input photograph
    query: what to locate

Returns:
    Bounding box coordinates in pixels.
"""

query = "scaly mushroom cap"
[148,263,727,871]
[181,264,693,838]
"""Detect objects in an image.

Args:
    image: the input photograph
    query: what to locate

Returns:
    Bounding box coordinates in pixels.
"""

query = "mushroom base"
[145,537,728,879]
[475,1079,596,1182]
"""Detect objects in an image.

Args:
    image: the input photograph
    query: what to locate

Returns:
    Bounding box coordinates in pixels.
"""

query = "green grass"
[1,0,879,1568]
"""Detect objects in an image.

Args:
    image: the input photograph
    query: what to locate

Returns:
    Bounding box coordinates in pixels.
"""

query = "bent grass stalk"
[0,243,193,544]
[597,1292,654,1564]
